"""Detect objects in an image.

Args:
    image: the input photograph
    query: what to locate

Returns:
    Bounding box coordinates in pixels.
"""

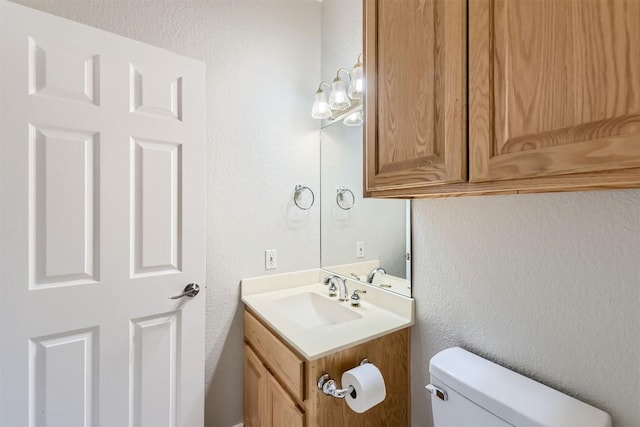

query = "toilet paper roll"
[341,363,386,413]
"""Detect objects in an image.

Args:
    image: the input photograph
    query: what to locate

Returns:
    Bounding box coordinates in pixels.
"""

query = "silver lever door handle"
[169,283,200,299]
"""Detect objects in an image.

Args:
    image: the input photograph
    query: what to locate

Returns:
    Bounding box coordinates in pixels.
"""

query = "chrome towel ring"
[294,184,315,210]
[336,186,355,210]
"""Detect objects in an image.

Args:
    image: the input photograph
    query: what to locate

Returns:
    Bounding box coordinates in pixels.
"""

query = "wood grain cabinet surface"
[244,344,305,427]
[364,0,467,192]
[364,0,640,198]
[243,309,410,427]
[244,344,270,427]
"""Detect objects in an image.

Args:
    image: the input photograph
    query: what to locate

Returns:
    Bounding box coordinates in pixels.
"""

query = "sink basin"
[274,292,362,328]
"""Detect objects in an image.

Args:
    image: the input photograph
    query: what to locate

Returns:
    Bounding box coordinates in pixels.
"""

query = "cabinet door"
[469,0,640,183]
[244,345,268,427]
[364,0,467,194]
[267,375,305,427]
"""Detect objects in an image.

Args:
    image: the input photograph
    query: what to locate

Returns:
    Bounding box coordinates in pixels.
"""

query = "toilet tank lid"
[429,347,611,427]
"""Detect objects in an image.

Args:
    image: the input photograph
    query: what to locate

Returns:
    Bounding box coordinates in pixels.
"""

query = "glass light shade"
[343,110,363,127]
[348,65,364,100]
[328,79,351,111]
[311,90,331,119]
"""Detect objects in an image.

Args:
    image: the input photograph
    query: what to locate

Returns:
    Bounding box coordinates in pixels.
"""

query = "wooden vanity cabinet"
[243,309,410,427]
[364,0,640,198]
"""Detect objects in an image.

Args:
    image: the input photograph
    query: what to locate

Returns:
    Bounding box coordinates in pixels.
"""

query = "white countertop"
[241,269,414,360]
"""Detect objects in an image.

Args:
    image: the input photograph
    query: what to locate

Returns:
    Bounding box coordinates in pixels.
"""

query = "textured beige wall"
[8,1,321,425]
[411,189,640,426]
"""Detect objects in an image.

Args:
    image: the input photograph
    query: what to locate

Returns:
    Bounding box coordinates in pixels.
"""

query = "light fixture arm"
[355,53,363,67]
[316,81,331,93]
[335,68,351,82]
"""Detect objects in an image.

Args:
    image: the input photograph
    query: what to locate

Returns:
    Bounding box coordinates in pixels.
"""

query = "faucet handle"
[324,276,338,297]
[350,289,367,307]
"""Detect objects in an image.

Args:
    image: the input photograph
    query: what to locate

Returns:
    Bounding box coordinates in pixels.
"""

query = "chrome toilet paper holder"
[317,359,370,399]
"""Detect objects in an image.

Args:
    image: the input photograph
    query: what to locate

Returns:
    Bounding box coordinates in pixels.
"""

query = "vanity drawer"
[244,310,305,402]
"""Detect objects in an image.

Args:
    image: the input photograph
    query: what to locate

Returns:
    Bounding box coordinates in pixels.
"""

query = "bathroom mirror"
[317,0,411,297]
[320,122,411,297]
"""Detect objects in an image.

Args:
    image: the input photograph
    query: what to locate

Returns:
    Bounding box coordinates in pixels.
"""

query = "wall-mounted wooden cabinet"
[243,309,409,427]
[364,0,640,198]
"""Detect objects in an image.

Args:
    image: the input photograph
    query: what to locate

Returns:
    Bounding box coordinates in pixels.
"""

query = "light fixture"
[311,54,364,126]
[348,53,364,100]
[311,82,331,119]
[328,69,351,111]
[343,110,363,127]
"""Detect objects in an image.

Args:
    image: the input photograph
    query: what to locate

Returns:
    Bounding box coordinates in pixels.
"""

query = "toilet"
[427,347,612,427]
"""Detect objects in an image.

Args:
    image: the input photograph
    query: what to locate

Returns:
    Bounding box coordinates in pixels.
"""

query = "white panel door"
[0,2,206,426]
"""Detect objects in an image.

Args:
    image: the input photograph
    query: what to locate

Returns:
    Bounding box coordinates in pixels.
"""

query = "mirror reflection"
[320,122,411,297]
[317,0,410,297]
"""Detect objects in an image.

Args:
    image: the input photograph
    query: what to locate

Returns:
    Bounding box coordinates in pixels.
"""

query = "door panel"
[27,36,101,105]
[131,138,182,277]
[0,2,206,426]
[130,64,183,121]
[364,0,467,193]
[30,328,99,427]
[469,0,640,182]
[130,313,180,427]
[31,125,100,288]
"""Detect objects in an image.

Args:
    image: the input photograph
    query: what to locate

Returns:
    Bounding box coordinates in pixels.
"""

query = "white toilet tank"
[427,347,611,427]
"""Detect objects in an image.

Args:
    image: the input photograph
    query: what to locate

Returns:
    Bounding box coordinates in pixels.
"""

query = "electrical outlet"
[356,242,365,258]
[265,249,277,270]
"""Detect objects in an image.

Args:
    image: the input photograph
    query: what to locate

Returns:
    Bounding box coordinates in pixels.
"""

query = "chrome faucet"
[323,275,349,301]
[366,267,386,283]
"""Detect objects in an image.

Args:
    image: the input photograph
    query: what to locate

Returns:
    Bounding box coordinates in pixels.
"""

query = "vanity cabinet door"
[363,0,467,195]
[244,343,305,427]
[244,345,269,427]
[268,375,305,427]
[469,0,640,184]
